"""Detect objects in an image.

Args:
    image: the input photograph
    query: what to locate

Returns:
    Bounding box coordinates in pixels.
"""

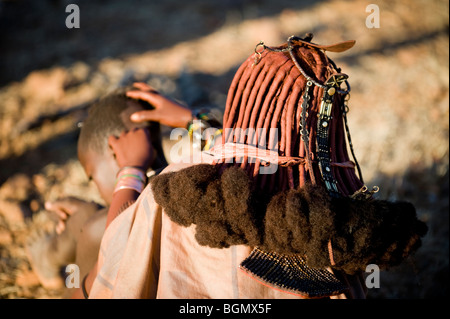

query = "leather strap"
[291,37,356,53]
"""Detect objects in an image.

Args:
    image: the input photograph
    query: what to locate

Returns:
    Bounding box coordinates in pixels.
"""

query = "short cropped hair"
[78,86,165,165]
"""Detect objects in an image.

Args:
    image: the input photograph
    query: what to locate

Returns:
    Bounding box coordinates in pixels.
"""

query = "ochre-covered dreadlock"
[219,36,364,196]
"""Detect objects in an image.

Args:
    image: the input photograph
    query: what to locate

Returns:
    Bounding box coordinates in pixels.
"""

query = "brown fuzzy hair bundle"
[151,164,264,248]
[151,164,427,274]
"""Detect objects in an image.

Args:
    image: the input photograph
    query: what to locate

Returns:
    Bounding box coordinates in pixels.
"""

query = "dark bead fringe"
[239,247,348,298]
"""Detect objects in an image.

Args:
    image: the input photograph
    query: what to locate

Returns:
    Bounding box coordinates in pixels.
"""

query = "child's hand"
[126,82,192,128]
[44,197,103,234]
[108,127,155,170]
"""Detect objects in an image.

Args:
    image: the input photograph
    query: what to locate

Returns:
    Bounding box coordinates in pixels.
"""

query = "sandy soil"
[0,0,448,298]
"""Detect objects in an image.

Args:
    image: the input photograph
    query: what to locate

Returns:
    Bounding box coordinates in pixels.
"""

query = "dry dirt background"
[0,0,448,299]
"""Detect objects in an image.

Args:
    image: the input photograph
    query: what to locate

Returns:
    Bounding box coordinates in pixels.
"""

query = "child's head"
[77,86,166,204]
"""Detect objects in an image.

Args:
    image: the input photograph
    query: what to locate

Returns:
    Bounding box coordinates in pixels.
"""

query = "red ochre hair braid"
[220,40,363,196]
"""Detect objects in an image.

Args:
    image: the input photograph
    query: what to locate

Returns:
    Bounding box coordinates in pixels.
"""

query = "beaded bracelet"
[116,166,147,183]
[203,128,223,151]
[114,166,147,194]
[114,176,145,194]
[187,108,223,152]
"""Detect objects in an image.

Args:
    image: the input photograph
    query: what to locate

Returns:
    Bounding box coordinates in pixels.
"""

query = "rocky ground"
[0,0,448,298]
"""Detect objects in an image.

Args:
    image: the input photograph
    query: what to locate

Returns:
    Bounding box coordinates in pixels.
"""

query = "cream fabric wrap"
[89,159,364,299]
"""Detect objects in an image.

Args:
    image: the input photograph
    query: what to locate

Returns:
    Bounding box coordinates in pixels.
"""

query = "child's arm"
[126,82,192,128]
[106,127,154,228]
